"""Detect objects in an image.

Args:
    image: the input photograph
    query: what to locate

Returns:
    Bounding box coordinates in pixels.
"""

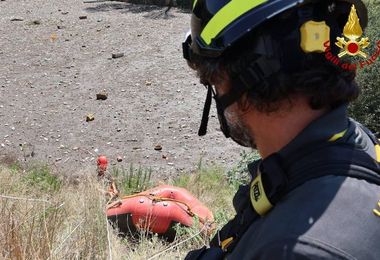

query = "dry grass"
[0,165,113,259]
[0,163,235,260]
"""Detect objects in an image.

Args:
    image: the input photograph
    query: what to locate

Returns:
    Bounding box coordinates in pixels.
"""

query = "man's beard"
[222,108,257,148]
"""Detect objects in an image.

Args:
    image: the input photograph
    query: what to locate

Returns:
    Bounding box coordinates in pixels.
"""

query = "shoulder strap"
[285,144,380,192]
[209,133,380,257]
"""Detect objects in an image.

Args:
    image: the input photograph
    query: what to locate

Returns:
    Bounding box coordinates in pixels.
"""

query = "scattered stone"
[111,53,124,59]
[79,15,87,20]
[86,113,95,122]
[96,90,108,100]
[11,18,24,22]
[154,144,162,151]
[116,156,123,162]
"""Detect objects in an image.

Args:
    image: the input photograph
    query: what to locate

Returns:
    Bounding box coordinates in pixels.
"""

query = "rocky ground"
[0,0,247,179]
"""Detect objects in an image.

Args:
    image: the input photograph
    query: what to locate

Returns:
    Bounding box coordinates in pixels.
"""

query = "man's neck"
[248,98,327,159]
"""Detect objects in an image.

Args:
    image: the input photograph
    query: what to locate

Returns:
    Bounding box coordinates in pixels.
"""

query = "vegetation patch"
[0,162,236,259]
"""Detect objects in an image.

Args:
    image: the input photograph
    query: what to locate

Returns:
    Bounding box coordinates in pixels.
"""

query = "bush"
[349,1,380,134]
[225,150,260,189]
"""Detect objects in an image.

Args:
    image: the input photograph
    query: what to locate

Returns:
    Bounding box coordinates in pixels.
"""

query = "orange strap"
[121,193,210,224]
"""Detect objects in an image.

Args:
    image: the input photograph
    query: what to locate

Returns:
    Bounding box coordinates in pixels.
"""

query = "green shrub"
[349,1,380,134]
[22,165,61,192]
[111,164,153,195]
[226,150,260,189]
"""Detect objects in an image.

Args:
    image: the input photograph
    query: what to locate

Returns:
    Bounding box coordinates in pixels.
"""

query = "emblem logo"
[335,5,370,58]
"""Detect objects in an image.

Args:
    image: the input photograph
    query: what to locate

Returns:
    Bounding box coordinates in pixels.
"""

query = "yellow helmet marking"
[300,21,330,53]
[200,0,268,45]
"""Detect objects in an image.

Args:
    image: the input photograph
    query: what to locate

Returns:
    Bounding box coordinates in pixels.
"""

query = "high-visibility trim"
[192,0,198,10]
[221,237,234,250]
[200,0,269,45]
[375,144,380,162]
[328,129,347,142]
[250,172,273,216]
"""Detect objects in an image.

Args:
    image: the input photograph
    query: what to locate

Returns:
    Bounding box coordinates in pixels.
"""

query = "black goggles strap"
[198,84,213,136]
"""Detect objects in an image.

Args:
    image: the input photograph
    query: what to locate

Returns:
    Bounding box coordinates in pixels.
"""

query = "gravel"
[0,0,247,178]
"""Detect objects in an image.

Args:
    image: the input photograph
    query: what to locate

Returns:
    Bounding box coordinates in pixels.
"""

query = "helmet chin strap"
[198,83,247,137]
[198,84,213,136]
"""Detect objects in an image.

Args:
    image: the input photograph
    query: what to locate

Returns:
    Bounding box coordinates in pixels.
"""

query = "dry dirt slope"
[0,0,247,178]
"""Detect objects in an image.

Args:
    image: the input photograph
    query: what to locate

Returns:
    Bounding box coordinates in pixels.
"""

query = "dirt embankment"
[0,0,247,179]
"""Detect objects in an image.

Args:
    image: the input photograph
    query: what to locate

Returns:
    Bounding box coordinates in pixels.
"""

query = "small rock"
[10,18,24,22]
[116,128,121,132]
[57,25,65,29]
[86,113,95,122]
[145,81,152,86]
[31,20,41,25]
[167,162,174,166]
[96,90,108,100]
[162,154,167,159]
[55,158,62,162]
[137,34,142,37]
[61,11,69,15]
[112,53,124,59]
[0,144,5,147]
[154,144,162,151]
[116,156,123,162]
[72,146,79,151]
[79,15,87,20]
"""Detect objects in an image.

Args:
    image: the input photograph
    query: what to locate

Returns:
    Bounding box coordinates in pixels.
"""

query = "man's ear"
[237,92,252,114]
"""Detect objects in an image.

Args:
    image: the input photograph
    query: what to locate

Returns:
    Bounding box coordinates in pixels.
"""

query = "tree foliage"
[349,1,380,135]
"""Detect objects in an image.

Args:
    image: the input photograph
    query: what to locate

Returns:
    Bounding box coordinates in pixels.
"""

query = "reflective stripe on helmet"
[200,0,269,45]
[192,0,198,10]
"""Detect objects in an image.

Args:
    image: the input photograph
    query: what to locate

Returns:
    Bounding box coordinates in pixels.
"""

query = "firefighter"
[182,0,380,259]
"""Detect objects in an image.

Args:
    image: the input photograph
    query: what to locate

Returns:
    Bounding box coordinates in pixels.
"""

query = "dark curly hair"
[189,6,360,113]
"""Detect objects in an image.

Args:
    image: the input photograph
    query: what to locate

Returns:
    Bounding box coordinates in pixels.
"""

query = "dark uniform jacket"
[226,106,380,259]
